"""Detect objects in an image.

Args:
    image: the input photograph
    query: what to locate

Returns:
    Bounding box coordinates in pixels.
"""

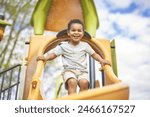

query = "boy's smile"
[67,23,84,45]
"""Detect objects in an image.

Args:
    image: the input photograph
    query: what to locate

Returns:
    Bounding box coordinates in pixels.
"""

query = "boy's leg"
[62,69,77,95]
[78,79,89,92]
[78,72,89,92]
[67,78,77,95]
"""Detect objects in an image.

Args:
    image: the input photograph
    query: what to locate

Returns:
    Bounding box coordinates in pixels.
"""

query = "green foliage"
[0,0,37,70]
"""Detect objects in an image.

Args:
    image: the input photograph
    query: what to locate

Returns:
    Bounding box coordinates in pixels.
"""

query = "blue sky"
[94,0,150,99]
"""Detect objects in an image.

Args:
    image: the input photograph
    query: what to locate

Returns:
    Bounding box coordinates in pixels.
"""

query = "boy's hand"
[100,59,111,69]
[37,56,47,62]
[91,53,111,70]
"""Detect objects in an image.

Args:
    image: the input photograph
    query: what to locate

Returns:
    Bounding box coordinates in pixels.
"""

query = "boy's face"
[67,23,84,44]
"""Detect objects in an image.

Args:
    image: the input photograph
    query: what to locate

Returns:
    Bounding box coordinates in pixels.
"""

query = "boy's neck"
[69,41,80,46]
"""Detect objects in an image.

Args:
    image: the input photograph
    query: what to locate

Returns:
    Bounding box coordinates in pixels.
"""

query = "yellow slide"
[27,35,129,100]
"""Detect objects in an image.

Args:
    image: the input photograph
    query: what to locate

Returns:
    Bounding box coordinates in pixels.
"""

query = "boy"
[37,19,111,95]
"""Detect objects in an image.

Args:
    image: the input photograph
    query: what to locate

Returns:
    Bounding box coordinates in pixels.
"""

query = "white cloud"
[94,0,133,9]
[115,37,150,99]
[136,0,150,8]
[105,0,133,9]
[114,14,149,34]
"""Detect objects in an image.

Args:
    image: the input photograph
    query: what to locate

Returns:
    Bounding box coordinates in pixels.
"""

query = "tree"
[0,0,36,70]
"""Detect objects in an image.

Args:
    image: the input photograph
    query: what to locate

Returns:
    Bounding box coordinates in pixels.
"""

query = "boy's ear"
[67,30,70,36]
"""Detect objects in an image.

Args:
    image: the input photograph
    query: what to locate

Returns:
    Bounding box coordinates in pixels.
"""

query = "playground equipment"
[23,0,129,100]
[0,15,12,41]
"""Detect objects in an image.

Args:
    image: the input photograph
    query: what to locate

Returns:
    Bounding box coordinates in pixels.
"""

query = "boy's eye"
[71,29,82,32]
[78,30,82,32]
[71,29,76,31]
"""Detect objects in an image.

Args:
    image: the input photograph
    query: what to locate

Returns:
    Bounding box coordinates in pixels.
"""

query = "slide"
[27,35,129,100]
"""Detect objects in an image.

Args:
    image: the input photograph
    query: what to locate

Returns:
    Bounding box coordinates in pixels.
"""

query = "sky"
[94,0,150,99]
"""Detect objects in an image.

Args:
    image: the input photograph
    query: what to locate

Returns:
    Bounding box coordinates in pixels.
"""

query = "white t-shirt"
[50,41,95,72]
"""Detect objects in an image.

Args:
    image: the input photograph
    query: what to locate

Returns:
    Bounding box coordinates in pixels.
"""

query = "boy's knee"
[79,79,89,88]
[67,78,77,87]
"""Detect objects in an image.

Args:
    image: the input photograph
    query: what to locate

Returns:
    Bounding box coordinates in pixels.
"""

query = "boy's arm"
[37,53,57,62]
[91,52,111,68]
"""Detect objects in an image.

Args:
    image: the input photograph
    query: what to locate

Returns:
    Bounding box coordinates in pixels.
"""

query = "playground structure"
[0,0,129,100]
[0,15,12,41]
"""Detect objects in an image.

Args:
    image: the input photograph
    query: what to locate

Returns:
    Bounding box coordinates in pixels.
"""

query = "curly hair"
[67,19,84,31]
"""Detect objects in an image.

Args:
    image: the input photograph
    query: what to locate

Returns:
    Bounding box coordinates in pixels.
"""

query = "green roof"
[0,19,12,26]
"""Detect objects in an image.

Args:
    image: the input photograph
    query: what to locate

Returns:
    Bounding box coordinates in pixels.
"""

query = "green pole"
[111,39,118,76]
[31,0,52,35]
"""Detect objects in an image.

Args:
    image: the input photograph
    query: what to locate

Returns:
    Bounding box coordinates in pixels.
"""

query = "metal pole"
[89,57,95,88]
[101,70,105,86]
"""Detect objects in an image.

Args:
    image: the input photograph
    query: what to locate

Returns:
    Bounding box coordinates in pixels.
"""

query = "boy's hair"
[67,19,84,30]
